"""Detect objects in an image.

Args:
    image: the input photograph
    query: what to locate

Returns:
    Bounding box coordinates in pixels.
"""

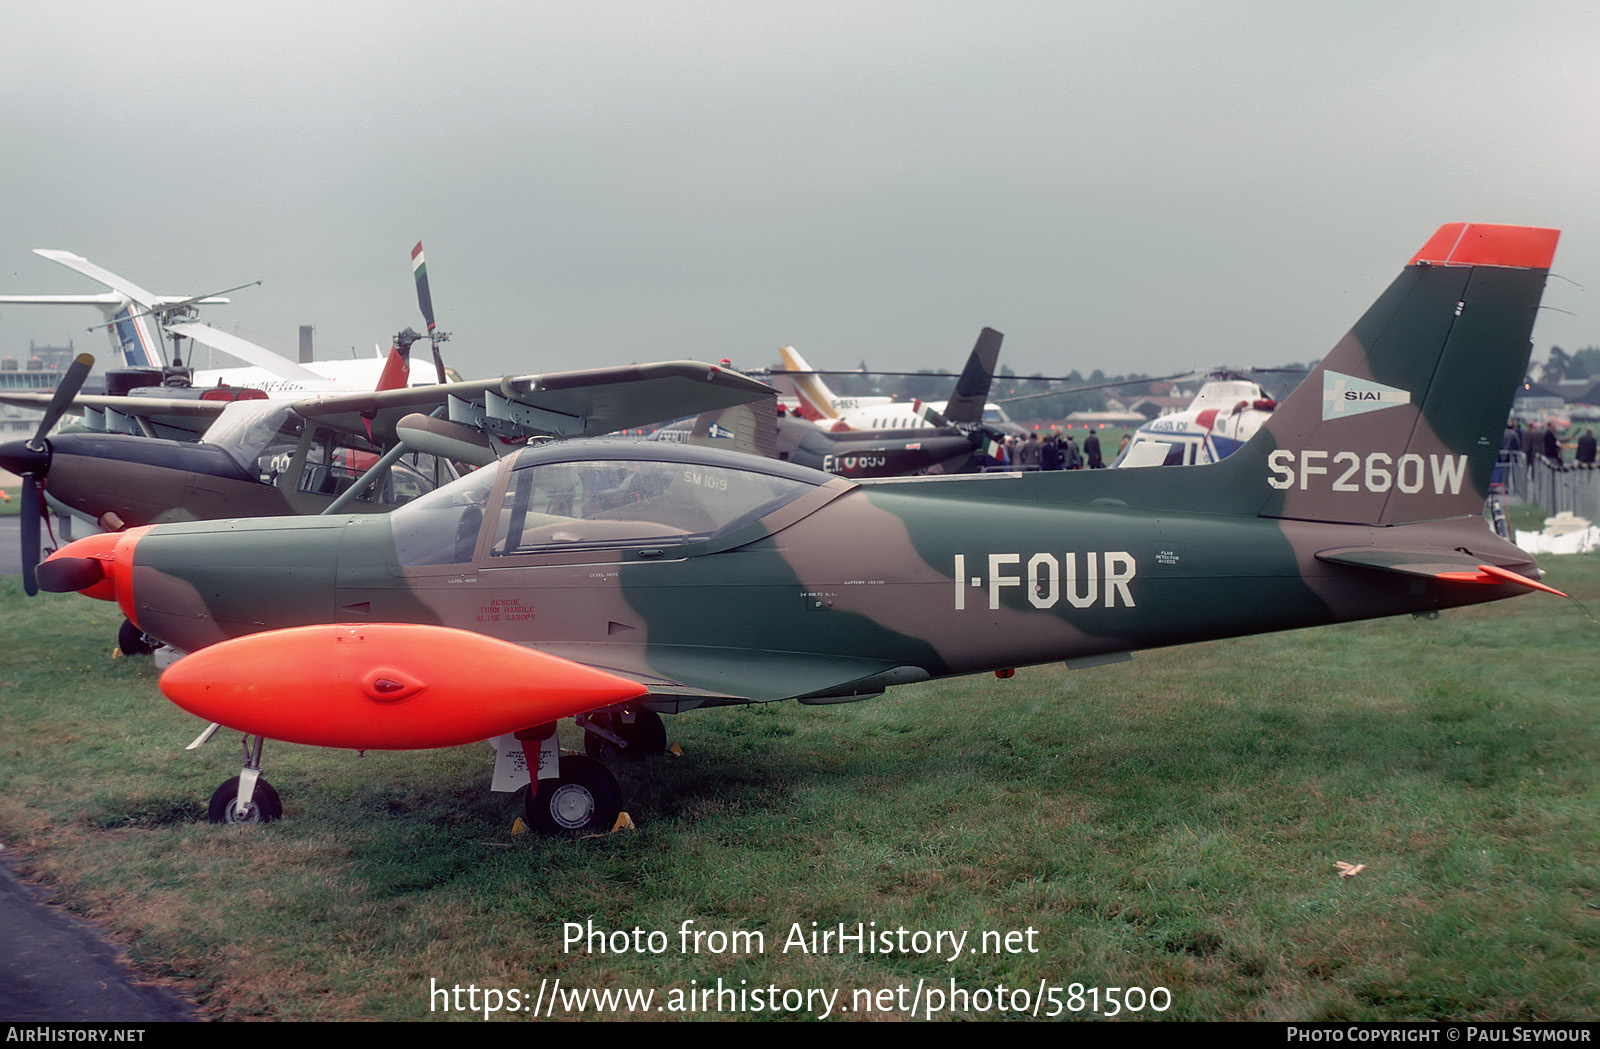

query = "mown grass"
[0,555,1596,1021]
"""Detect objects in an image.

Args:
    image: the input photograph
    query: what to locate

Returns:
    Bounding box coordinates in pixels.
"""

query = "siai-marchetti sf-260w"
[40,222,1566,834]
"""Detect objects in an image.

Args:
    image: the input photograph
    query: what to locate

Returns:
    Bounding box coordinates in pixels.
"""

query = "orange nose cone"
[159,623,649,750]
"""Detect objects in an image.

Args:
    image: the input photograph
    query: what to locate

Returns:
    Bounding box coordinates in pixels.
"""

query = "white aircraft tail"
[775,346,842,421]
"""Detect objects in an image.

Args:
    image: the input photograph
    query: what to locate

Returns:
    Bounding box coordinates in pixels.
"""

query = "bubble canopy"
[390,440,838,567]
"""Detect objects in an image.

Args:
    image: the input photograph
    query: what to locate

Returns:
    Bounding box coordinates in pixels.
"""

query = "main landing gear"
[514,725,625,836]
[192,707,668,835]
[579,708,667,761]
[525,755,623,836]
[117,618,158,657]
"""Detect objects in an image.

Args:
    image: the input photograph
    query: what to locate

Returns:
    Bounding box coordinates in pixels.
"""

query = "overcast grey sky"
[2,1,1597,383]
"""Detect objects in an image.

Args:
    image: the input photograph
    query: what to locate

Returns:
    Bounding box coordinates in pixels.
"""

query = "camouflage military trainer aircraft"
[39,222,1567,835]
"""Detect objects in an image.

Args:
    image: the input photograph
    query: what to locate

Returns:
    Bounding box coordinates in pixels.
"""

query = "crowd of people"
[987,430,1129,470]
[1502,419,1599,470]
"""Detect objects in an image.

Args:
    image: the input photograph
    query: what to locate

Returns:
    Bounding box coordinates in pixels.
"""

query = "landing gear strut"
[207,734,281,823]
[580,708,667,761]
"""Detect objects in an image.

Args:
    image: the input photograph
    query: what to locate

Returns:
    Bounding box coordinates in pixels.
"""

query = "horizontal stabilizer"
[1316,547,1567,596]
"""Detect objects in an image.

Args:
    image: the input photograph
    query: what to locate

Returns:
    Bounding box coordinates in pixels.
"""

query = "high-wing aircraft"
[1,359,774,595]
[39,223,1567,837]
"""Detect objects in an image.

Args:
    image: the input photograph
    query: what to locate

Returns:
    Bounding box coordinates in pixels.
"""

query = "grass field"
[1,549,1596,1021]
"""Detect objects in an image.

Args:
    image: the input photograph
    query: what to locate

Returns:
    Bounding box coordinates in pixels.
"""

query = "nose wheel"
[206,734,281,823]
[208,775,282,823]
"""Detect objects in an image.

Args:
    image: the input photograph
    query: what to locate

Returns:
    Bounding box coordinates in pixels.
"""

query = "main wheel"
[583,709,667,761]
[118,618,156,656]
[208,776,283,824]
[525,756,622,836]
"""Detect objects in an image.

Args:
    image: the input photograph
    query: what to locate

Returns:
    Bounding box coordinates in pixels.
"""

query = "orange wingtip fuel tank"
[158,624,649,750]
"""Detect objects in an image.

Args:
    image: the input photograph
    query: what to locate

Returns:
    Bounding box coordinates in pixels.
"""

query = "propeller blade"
[20,474,40,596]
[14,349,92,593]
[30,352,94,446]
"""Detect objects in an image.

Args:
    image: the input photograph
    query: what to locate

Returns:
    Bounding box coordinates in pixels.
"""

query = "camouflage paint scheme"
[41,223,1562,827]
[57,223,1557,706]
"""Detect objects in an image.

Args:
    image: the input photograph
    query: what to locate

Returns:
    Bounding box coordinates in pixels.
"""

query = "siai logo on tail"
[1321,371,1411,420]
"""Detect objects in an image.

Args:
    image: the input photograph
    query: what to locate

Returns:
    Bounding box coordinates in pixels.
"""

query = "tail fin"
[682,397,779,458]
[0,293,164,369]
[939,327,1003,424]
[1250,224,1556,525]
[1066,225,1559,525]
[1213,223,1557,526]
[775,346,841,421]
[375,331,415,392]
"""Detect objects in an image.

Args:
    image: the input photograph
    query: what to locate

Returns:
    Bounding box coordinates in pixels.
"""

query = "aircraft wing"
[0,391,229,439]
[291,360,776,443]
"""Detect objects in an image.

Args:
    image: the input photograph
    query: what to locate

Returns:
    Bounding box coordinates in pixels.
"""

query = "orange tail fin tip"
[1409,223,1560,269]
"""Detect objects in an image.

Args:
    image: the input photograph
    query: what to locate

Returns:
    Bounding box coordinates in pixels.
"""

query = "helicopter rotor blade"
[411,242,449,384]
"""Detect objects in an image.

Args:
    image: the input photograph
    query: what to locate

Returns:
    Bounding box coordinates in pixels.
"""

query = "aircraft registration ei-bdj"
[39,222,1568,836]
